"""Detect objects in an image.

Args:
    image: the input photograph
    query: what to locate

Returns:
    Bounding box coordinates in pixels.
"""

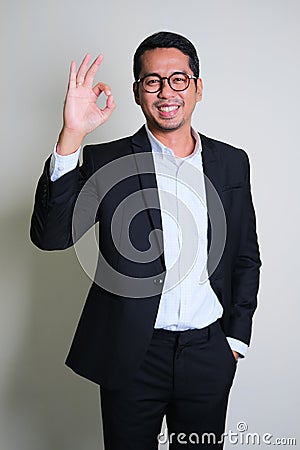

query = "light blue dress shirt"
[146,126,224,331]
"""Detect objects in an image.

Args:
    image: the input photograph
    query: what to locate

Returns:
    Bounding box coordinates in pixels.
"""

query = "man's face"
[133,47,202,135]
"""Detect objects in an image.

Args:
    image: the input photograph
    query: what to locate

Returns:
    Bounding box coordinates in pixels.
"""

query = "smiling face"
[133,47,202,137]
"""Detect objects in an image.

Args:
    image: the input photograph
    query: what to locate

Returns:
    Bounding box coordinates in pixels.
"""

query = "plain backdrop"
[1,0,299,448]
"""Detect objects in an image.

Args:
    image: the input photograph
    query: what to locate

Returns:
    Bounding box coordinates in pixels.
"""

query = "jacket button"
[153,278,163,284]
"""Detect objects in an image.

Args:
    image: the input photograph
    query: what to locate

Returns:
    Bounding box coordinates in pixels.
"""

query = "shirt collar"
[145,124,202,160]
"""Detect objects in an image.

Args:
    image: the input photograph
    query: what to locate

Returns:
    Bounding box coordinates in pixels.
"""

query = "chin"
[154,119,184,132]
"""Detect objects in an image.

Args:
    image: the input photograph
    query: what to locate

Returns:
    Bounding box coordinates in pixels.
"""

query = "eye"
[171,74,187,84]
[144,77,160,86]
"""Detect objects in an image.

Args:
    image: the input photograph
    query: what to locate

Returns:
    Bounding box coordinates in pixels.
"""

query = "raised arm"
[31,54,115,250]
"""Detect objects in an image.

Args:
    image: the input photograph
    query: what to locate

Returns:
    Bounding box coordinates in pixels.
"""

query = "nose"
[158,78,175,98]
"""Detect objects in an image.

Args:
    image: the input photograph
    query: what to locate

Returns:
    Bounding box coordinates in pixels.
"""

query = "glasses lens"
[169,73,189,91]
[142,75,161,92]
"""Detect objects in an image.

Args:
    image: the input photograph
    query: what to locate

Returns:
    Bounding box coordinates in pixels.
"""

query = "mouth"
[157,105,180,112]
[156,104,181,117]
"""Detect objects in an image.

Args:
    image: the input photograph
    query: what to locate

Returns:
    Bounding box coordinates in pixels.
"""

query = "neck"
[148,125,195,158]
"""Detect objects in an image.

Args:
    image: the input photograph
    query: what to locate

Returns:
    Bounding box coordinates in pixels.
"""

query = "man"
[31,32,261,449]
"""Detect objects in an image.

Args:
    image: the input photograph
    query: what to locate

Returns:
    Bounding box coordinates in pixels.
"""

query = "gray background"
[1,0,299,448]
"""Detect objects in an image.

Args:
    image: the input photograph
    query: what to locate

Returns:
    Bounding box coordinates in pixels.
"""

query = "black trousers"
[100,320,237,449]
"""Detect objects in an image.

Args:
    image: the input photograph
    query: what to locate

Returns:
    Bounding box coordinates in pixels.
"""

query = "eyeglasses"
[136,72,198,93]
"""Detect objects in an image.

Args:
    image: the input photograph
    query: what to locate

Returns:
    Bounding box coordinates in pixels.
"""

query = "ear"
[196,78,203,102]
[133,82,141,105]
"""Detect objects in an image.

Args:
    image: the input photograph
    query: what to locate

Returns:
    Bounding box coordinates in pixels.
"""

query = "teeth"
[158,106,179,112]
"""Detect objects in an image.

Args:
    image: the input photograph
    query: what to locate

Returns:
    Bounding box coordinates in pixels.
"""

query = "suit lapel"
[131,126,165,267]
[200,133,223,196]
[200,133,226,280]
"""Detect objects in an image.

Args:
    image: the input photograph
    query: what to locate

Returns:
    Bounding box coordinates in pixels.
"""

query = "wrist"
[57,127,86,156]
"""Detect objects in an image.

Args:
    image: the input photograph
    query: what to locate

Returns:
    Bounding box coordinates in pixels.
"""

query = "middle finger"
[84,54,104,88]
[76,53,92,85]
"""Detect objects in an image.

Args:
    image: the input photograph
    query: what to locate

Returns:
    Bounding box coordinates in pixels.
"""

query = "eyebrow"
[139,70,190,78]
[139,72,161,78]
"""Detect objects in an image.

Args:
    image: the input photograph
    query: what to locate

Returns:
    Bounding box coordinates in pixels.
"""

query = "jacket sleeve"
[30,146,97,250]
[228,151,262,344]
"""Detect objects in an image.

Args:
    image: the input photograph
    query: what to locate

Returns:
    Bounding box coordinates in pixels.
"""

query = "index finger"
[68,60,77,89]
[84,54,104,88]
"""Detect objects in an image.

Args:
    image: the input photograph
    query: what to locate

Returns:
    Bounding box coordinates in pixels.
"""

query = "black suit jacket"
[30,126,261,389]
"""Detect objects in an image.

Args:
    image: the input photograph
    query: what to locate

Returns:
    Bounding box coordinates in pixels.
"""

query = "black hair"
[133,31,200,81]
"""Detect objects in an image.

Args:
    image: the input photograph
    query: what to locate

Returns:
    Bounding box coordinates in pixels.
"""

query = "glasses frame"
[136,71,198,93]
